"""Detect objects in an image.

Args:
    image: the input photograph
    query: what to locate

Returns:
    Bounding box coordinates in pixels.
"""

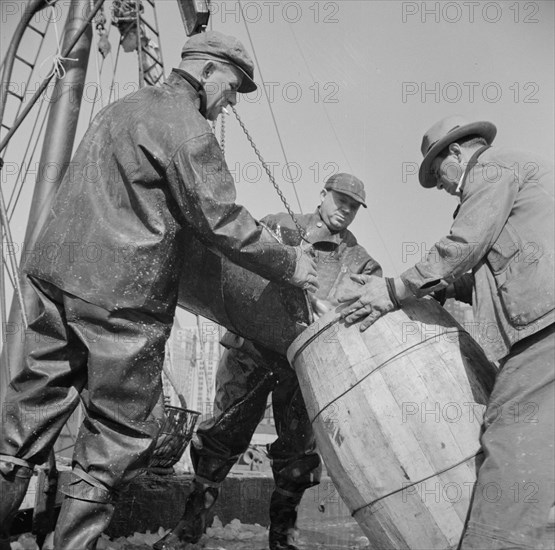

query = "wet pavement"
[14,471,372,550]
[201,517,369,550]
[10,516,370,550]
[90,516,370,550]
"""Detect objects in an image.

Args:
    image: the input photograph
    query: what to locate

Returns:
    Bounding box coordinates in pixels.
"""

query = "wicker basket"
[148,405,200,469]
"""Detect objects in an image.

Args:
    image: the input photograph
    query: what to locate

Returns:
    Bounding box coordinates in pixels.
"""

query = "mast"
[0,0,94,401]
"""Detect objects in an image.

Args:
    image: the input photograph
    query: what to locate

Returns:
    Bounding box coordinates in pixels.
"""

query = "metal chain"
[220,110,226,155]
[231,106,308,243]
[211,116,225,155]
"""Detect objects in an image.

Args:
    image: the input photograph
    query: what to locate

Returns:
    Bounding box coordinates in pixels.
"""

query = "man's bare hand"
[289,244,319,293]
[336,274,396,331]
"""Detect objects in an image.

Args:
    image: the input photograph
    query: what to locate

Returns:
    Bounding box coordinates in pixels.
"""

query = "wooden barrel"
[287,299,497,550]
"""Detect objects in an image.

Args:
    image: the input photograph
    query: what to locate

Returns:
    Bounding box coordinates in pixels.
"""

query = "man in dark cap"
[155,173,382,550]
[337,115,554,549]
[0,31,318,550]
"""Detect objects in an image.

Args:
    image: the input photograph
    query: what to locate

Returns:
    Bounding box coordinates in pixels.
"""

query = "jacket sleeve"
[165,132,297,283]
[400,163,518,298]
[453,272,474,304]
[359,251,383,278]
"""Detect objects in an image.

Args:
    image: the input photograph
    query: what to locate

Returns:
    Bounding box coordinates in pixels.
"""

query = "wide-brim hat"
[181,31,257,94]
[419,115,497,188]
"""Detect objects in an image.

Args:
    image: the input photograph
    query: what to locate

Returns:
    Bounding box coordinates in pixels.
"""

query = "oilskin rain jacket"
[262,210,381,304]
[23,70,297,314]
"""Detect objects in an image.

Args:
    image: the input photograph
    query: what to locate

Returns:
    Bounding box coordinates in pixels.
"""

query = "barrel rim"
[286,309,342,366]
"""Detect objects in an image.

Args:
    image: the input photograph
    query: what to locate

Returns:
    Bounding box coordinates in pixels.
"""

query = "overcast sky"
[1,0,554,325]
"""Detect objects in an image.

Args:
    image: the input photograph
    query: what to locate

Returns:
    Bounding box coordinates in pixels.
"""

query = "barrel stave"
[288,299,497,550]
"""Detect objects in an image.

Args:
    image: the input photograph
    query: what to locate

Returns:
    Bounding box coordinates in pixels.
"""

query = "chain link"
[212,116,226,156]
[220,110,226,155]
[231,106,308,243]
[228,108,314,320]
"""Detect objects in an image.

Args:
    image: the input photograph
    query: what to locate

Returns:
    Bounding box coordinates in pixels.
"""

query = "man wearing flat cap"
[155,174,382,550]
[0,31,319,549]
[338,115,554,549]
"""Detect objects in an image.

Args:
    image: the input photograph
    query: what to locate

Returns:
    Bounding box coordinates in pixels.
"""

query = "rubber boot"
[0,461,33,550]
[53,495,115,550]
[268,490,304,550]
[153,480,219,550]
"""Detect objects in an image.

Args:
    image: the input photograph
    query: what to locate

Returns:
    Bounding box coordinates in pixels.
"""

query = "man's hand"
[289,244,319,293]
[336,274,396,331]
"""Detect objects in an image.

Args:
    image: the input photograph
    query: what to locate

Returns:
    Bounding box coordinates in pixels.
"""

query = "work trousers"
[0,277,172,502]
[192,339,321,493]
[460,324,555,550]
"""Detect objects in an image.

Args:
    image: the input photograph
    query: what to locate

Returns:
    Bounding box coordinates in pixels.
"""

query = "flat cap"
[325,173,367,208]
[181,31,257,93]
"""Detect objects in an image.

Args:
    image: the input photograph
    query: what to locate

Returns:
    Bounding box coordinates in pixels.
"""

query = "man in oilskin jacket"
[154,173,382,550]
[0,31,318,550]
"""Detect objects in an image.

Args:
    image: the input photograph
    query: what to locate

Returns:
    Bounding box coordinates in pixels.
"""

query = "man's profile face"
[202,62,243,121]
[319,190,361,232]
[431,154,463,196]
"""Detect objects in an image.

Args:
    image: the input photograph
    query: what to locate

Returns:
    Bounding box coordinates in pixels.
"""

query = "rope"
[0,0,105,154]
[39,2,78,79]
[231,106,308,243]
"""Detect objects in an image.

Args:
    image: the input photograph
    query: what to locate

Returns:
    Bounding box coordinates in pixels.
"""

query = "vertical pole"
[0,0,93,403]
[136,7,145,88]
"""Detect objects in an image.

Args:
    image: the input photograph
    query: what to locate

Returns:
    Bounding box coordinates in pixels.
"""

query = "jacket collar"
[304,209,344,246]
[459,144,492,196]
[167,68,207,118]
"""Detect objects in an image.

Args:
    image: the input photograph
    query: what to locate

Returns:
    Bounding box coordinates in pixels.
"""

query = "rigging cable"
[287,23,399,275]
[237,0,303,214]
[108,41,123,105]
[8,94,50,219]
[0,161,5,344]
[88,0,108,123]
[4,15,53,214]
[0,0,106,153]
